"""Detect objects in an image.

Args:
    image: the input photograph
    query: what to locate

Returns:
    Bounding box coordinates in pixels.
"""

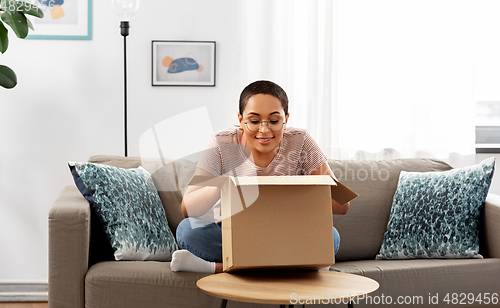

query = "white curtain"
[237,0,476,166]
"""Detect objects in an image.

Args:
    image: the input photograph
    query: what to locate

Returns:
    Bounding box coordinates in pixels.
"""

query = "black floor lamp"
[111,0,140,157]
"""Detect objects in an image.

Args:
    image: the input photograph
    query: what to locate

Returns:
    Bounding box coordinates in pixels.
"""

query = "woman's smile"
[256,136,274,145]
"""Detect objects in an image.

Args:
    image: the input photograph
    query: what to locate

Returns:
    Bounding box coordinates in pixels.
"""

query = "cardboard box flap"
[331,179,359,205]
[189,174,358,205]
[227,175,336,186]
[189,175,336,187]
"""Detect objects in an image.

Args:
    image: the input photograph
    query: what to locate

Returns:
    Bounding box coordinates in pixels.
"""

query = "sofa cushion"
[330,258,500,307]
[85,262,283,308]
[377,157,495,260]
[328,159,453,262]
[85,262,224,308]
[69,162,178,261]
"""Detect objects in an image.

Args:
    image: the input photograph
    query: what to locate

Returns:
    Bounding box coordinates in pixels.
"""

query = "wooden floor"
[0,303,48,308]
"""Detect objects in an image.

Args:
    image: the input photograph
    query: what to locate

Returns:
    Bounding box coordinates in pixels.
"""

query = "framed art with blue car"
[25,0,92,40]
[152,40,216,86]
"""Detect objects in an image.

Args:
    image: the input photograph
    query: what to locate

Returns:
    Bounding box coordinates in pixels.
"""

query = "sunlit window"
[476,101,500,153]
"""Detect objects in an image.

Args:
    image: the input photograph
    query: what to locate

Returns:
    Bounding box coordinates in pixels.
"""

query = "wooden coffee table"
[197,270,379,307]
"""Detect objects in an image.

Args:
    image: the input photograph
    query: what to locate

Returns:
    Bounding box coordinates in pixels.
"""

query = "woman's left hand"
[332,199,350,215]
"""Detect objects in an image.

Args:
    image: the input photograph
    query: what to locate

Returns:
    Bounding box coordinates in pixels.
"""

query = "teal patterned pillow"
[69,162,178,261]
[377,157,495,260]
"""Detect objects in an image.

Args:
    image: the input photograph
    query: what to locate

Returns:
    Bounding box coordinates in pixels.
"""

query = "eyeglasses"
[243,119,285,132]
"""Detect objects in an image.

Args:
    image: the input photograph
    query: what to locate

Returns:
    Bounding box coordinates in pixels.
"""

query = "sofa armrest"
[48,185,90,308]
[483,194,500,258]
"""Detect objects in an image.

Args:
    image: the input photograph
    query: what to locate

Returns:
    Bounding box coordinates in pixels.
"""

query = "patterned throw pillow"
[69,162,178,261]
[377,157,495,260]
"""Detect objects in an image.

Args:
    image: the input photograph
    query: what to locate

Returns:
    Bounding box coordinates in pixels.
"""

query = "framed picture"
[152,41,216,86]
[26,0,92,40]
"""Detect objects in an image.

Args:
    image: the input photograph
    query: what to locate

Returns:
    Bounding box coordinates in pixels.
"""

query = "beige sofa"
[49,156,500,308]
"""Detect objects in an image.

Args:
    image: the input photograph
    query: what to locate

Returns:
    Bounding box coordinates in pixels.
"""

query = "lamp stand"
[120,21,130,157]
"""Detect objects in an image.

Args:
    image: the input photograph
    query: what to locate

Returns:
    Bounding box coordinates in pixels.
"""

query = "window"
[476,101,500,153]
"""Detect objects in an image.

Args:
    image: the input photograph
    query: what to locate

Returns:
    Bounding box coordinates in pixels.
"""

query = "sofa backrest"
[88,155,452,262]
[328,159,452,261]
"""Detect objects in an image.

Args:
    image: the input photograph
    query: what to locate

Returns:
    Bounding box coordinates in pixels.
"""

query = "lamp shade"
[111,0,140,21]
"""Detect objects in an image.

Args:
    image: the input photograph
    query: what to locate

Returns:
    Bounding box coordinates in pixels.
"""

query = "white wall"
[474,0,500,195]
[0,0,241,282]
[1,0,500,283]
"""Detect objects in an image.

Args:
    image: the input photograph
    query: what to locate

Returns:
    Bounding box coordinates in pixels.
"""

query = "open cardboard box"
[189,175,358,272]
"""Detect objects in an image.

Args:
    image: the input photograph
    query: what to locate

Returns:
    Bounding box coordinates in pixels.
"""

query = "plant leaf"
[15,1,44,18]
[1,11,29,39]
[0,20,8,53]
[0,64,17,89]
[26,16,33,30]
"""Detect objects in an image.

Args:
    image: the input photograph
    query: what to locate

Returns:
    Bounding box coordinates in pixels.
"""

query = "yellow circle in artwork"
[50,5,65,20]
[162,57,174,68]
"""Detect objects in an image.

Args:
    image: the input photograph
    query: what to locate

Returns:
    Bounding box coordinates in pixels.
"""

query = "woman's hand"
[311,162,350,215]
[331,199,350,215]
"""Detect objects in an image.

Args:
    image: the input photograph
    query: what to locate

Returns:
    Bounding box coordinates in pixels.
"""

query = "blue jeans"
[176,217,341,262]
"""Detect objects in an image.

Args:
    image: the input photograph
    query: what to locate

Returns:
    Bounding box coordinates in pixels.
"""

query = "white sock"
[170,250,216,274]
[320,266,331,271]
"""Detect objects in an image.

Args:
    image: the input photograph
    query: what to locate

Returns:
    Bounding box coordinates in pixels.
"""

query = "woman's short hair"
[239,80,289,115]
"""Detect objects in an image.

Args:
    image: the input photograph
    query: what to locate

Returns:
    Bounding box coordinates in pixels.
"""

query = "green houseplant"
[0,0,43,89]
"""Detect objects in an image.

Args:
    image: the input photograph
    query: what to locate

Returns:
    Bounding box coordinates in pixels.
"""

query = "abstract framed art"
[152,41,216,86]
[26,0,92,40]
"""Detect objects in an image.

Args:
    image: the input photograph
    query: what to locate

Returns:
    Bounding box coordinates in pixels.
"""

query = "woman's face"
[238,94,289,155]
